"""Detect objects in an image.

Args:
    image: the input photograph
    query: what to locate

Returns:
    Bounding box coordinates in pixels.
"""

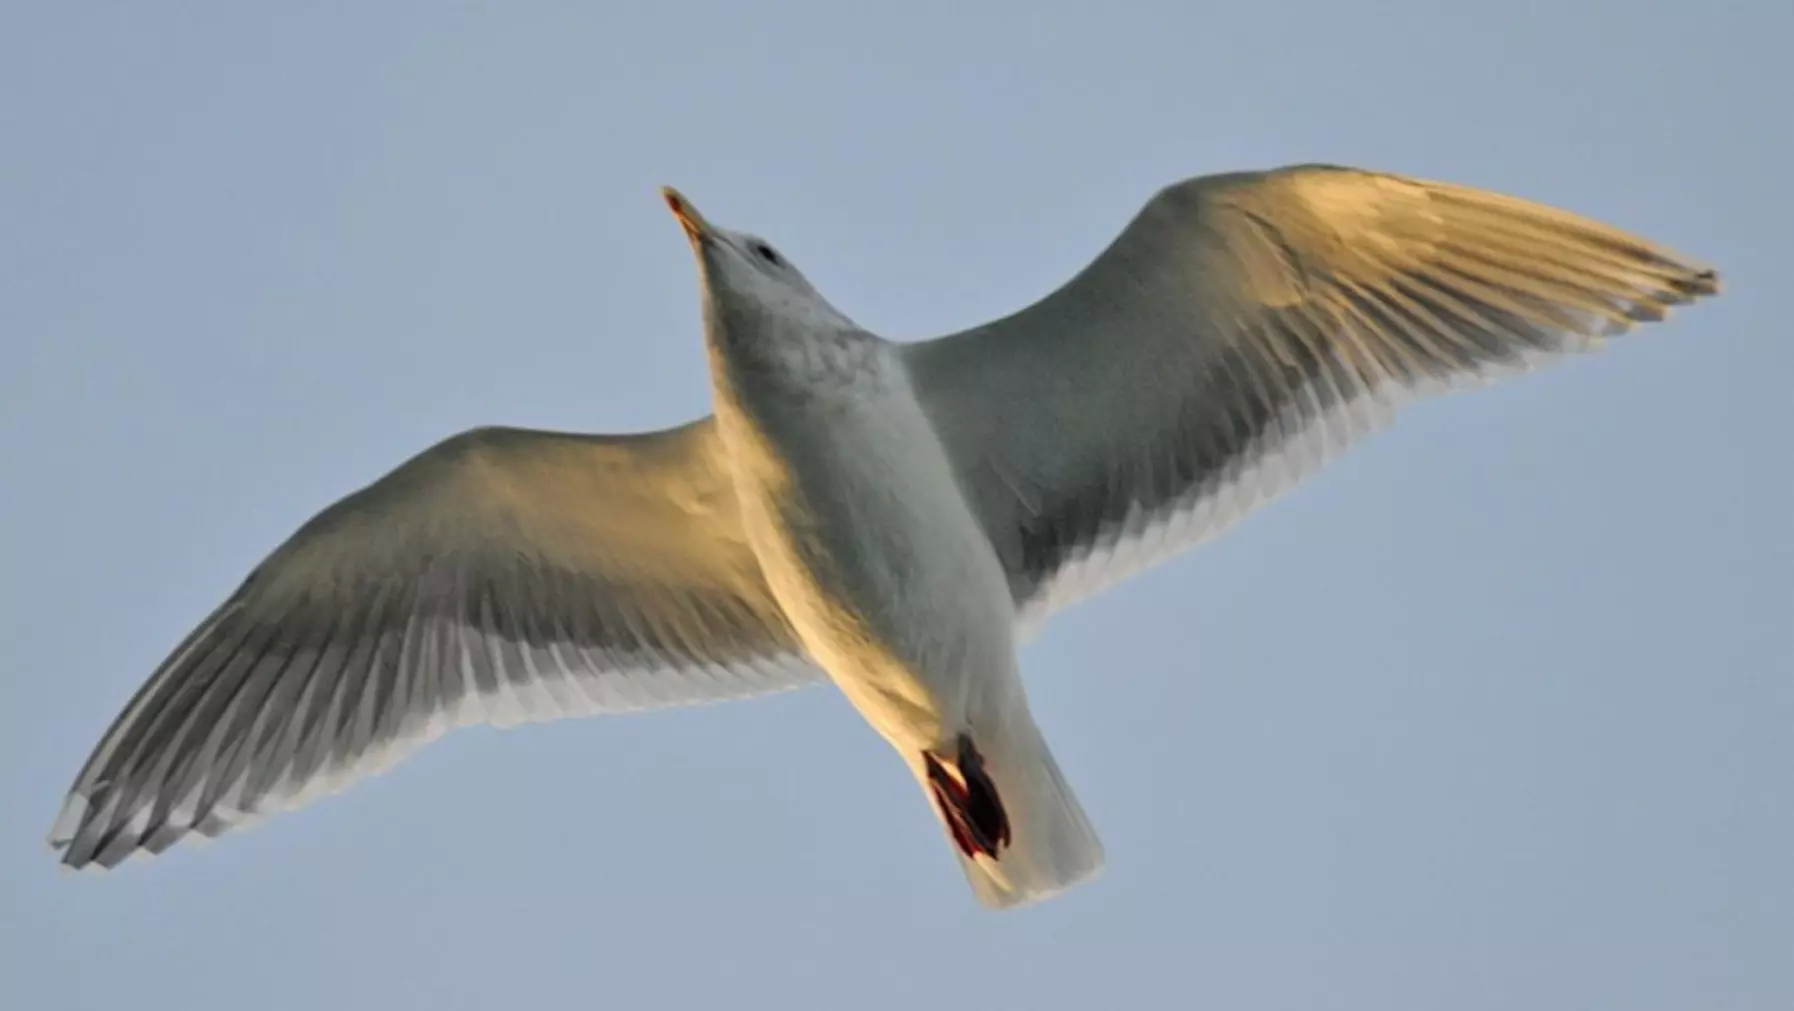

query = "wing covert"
[52,419,821,868]
[901,165,1718,630]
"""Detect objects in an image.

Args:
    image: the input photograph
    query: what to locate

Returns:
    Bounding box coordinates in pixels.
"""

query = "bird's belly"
[727,403,1016,750]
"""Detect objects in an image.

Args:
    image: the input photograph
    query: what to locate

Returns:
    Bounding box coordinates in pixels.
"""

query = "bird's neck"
[702,309,906,509]
[703,306,889,414]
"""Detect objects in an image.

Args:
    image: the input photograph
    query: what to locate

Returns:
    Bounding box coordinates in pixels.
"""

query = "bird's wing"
[899,164,1718,632]
[52,419,822,869]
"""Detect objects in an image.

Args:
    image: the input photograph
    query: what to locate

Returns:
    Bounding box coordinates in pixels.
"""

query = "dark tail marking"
[924,734,1012,859]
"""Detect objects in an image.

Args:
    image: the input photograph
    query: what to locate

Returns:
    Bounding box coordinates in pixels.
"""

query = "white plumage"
[51,164,1718,909]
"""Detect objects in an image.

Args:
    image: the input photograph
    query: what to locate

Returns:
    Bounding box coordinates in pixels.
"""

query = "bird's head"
[660,186,856,342]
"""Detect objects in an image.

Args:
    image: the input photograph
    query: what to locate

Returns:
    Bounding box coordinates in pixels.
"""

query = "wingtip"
[47,792,88,851]
[46,790,162,871]
[1684,266,1721,299]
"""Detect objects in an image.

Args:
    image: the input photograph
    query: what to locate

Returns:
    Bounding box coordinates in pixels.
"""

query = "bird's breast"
[714,358,1017,744]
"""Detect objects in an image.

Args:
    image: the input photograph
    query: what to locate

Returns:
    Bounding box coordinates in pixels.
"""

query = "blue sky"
[3,3,1789,1009]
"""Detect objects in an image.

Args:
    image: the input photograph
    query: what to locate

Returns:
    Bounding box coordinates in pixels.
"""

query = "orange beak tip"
[660,185,703,241]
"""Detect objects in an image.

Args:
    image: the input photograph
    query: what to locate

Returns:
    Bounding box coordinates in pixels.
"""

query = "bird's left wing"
[51,419,823,869]
[899,165,1719,632]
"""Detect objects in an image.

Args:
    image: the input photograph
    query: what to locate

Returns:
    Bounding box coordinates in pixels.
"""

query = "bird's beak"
[660,186,710,245]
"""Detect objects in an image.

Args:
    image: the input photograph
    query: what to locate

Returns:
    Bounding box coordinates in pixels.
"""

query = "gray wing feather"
[51,419,820,869]
[901,165,1719,631]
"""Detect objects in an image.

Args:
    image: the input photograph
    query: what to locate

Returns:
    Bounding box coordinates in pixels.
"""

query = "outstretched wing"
[52,419,822,869]
[900,165,1718,631]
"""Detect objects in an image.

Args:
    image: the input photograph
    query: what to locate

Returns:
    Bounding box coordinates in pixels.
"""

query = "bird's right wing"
[901,165,1718,632]
[52,419,823,869]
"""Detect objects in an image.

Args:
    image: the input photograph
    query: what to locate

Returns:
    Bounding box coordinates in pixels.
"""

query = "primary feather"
[51,422,822,869]
[901,165,1718,632]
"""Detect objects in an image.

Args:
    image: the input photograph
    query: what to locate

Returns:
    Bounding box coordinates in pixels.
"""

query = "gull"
[49,164,1719,909]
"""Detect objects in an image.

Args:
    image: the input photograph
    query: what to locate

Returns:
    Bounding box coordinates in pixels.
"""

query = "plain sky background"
[2,3,1789,1009]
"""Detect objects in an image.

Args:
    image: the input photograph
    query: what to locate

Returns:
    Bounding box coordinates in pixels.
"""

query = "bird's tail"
[915,713,1103,910]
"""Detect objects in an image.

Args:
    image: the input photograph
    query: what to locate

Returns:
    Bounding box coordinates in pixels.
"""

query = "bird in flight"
[50,164,1719,909]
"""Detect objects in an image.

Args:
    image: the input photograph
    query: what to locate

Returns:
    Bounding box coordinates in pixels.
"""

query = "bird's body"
[714,335,1013,751]
[50,163,1719,910]
[700,228,1101,903]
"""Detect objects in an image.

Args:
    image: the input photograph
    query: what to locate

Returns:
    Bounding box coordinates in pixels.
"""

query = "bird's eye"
[752,242,782,266]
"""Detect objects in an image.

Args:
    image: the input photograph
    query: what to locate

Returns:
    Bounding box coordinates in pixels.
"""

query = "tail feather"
[918,718,1103,910]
